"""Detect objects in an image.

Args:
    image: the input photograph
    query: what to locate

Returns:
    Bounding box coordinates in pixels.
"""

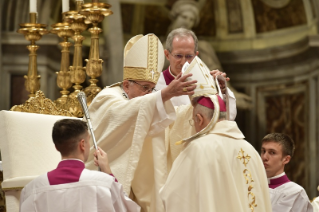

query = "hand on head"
[94,147,112,175]
[161,72,197,102]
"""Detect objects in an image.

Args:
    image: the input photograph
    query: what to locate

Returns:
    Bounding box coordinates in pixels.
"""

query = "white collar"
[62,158,84,163]
[168,66,176,78]
[267,172,285,184]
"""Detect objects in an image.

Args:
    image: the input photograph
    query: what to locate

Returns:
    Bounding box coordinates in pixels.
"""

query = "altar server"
[19,119,140,212]
[261,133,313,212]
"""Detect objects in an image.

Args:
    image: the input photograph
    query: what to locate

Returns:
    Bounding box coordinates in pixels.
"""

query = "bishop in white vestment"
[86,34,197,212]
[160,95,272,212]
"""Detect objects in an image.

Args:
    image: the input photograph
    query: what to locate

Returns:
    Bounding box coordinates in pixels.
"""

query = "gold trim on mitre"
[123,34,161,84]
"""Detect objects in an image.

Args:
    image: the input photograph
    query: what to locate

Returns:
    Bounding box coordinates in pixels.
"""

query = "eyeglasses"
[129,80,157,93]
[170,52,195,61]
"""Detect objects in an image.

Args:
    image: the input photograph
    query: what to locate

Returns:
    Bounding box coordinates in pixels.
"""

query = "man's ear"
[196,113,204,127]
[195,51,199,56]
[122,80,130,93]
[282,155,291,165]
[79,139,85,151]
[164,49,170,60]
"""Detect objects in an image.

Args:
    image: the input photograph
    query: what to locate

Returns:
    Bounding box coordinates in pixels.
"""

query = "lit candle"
[62,0,69,13]
[29,0,37,13]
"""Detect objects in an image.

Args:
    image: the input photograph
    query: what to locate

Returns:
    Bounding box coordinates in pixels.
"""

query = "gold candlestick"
[51,22,74,105]
[64,9,87,100]
[17,13,48,98]
[80,1,113,106]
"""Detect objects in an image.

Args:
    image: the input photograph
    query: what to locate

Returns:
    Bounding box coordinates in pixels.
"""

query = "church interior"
[1,0,319,211]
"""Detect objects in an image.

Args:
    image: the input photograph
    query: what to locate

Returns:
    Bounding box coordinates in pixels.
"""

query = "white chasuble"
[86,85,176,212]
[19,169,140,212]
[160,121,272,212]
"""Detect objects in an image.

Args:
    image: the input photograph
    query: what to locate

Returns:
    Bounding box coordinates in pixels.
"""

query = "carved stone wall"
[225,0,243,33]
[252,0,307,33]
[257,83,308,191]
[224,46,319,198]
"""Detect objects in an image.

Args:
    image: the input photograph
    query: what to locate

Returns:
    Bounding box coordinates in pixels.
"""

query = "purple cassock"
[47,160,117,185]
[268,174,290,189]
[163,67,175,85]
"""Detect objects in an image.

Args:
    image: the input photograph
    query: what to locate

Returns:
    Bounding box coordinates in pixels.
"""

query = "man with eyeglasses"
[86,34,197,212]
[155,28,237,121]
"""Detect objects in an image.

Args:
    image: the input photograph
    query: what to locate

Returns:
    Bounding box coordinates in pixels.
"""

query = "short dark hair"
[261,133,295,157]
[52,119,88,156]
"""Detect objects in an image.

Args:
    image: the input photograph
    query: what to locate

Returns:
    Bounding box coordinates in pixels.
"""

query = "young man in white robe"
[160,95,272,212]
[19,119,140,212]
[261,133,313,212]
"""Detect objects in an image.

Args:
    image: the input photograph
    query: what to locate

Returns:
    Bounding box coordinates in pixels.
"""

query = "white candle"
[76,0,84,2]
[29,0,37,13]
[62,0,69,13]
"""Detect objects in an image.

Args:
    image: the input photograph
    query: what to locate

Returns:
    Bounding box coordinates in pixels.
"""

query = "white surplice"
[269,181,313,212]
[160,121,272,212]
[19,169,140,212]
[86,85,176,212]
[155,70,237,121]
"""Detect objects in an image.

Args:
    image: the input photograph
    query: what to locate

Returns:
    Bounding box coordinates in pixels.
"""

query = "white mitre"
[123,34,165,84]
[178,56,226,143]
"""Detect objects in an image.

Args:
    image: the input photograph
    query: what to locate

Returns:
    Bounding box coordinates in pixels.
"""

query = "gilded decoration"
[252,0,307,33]
[147,35,159,82]
[237,148,251,167]
[237,149,257,212]
[11,90,74,117]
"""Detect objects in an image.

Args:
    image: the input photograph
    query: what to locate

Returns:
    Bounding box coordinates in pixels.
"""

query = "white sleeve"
[312,197,319,212]
[290,190,313,212]
[148,91,176,136]
[274,189,312,212]
[111,181,141,212]
[226,87,237,121]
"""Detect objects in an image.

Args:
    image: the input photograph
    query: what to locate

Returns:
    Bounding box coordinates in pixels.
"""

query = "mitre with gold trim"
[123,34,165,84]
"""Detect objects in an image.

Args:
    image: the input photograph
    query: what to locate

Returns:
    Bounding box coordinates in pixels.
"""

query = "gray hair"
[166,28,198,53]
[194,103,226,121]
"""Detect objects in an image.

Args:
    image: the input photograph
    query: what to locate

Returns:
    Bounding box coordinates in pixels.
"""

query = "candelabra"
[64,8,87,100]
[51,22,74,106]
[17,13,48,98]
[80,1,113,106]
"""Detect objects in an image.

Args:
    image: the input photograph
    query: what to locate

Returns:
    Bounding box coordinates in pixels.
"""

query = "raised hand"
[161,73,197,102]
